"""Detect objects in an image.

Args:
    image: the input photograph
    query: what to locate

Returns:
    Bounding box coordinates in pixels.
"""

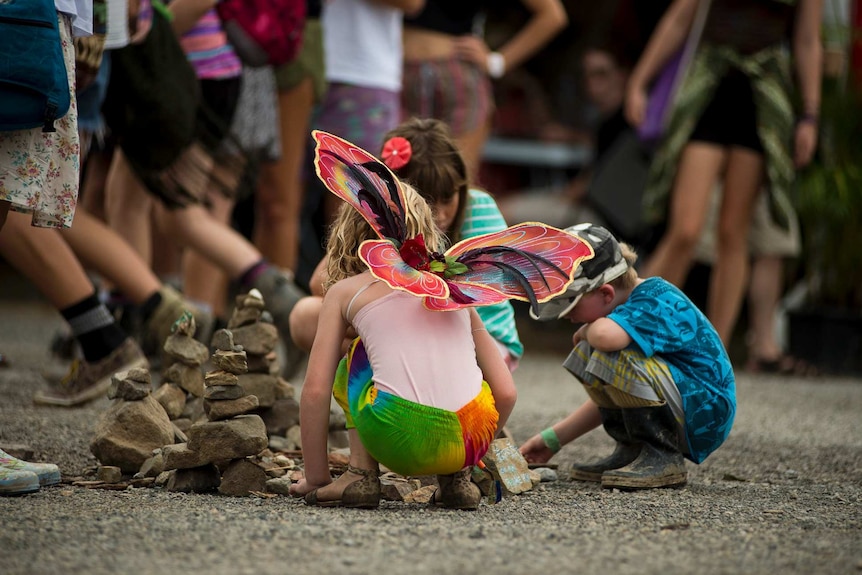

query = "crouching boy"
[519,224,736,489]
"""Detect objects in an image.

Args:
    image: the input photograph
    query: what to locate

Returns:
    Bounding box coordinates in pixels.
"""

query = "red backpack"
[217,0,306,68]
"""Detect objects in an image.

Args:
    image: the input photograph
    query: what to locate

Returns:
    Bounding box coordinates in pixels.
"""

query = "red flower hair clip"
[381,136,412,170]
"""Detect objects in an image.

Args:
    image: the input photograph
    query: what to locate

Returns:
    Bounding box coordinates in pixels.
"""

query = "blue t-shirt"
[608,277,736,463]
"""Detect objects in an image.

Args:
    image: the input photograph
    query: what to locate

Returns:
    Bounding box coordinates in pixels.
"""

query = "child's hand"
[519,434,555,464]
[572,324,589,346]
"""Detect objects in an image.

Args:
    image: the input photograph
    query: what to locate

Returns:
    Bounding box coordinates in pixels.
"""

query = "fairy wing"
[359,240,450,299]
[312,130,407,244]
[424,223,595,312]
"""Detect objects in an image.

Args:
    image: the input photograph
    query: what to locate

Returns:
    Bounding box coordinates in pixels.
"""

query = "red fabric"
[216,0,306,67]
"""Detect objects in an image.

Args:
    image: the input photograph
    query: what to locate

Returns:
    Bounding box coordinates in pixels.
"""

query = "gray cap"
[530,223,628,321]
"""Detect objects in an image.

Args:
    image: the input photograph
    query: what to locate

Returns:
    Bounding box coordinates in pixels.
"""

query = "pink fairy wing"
[359,240,450,299]
[423,284,510,311]
[442,223,594,306]
[312,130,408,242]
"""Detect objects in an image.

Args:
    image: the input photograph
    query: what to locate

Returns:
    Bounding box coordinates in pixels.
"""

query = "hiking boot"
[0,467,39,496]
[249,266,306,378]
[0,448,60,486]
[570,408,642,482]
[33,338,149,407]
[601,405,688,490]
[143,285,215,352]
[432,467,482,510]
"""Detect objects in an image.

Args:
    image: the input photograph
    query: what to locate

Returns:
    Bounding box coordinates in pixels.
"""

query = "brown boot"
[432,467,481,510]
[570,408,642,482]
[601,405,687,490]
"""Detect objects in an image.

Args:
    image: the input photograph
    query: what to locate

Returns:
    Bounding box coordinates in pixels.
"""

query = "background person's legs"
[708,147,763,345]
[256,77,316,272]
[643,143,726,286]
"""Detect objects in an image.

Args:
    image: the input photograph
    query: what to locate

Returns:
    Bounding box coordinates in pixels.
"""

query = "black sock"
[238,259,269,290]
[60,292,128,363]
[139,291,163,325]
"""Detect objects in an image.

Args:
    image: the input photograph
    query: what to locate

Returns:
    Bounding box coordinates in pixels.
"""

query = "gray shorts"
[563,341,687,449]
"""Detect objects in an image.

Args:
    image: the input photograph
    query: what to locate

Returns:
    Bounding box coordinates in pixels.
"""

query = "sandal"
[304,465,381,509]
[745,354,819,377]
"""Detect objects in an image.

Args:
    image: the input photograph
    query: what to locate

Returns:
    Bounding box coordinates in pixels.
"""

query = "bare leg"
[455,118,491,185]
[708,147,764,345]
[256,77,315,271]
[746,255,784,360]
[154,202,261,279]
[0,211,97,308]
[0,201,10,231]
[289,295,323,353]
[643,143,727,286]
[105,149,154,266]
[78,145,113,221]
[60,208,161,303]
[310,428,379,502]
[182,191,233,317]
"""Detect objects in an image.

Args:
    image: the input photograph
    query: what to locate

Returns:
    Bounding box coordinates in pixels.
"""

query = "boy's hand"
[519,434,555,464]
[572,324,589,346]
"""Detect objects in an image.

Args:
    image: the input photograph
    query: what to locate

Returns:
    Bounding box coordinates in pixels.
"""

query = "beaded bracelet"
[540,427,561,454]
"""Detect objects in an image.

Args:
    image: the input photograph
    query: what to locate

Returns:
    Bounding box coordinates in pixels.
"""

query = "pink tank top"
[351,290,483,411]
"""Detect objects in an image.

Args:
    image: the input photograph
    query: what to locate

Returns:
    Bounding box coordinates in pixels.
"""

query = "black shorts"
[197,76,242,152]
[689,69,763,153]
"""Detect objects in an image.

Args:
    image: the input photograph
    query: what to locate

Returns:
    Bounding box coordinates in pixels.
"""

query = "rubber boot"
[433,467,481,510]
[601,405,687,490]
[0,468,40,495]
[570,408,642,482]
[0,448,60,486]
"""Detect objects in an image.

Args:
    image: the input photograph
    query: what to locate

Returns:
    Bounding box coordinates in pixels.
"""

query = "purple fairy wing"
[312,130,408,243]
[359,240,450,299]
[429,223,595,312]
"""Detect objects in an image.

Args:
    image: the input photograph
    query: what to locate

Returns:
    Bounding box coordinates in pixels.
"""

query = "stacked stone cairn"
[155,324,269,495]
[226,289,302,449]
[155,310,210,429]
[90,367,174,476]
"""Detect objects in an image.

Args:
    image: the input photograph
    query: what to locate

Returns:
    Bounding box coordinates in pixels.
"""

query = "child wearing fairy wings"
[288,131,592,509]
[291,118,523,370]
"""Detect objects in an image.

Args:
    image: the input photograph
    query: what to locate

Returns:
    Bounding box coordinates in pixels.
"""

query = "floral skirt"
[0,14,79,229]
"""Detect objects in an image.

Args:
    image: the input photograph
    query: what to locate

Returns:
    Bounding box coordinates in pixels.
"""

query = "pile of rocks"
[89,367,175,475]
[225,290,301,444]
[154,328,270,495]
[156,310,209,428]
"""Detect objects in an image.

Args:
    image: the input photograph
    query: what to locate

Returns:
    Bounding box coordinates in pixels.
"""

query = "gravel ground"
[1,295,861,575]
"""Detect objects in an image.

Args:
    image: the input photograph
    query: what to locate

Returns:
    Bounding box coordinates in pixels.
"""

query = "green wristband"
[540,427,561,454]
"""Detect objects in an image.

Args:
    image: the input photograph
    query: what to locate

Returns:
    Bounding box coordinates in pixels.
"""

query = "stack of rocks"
[90,367,175,475]
[156,311,209,429]
[158,327,270,495]
[227,290,300,443]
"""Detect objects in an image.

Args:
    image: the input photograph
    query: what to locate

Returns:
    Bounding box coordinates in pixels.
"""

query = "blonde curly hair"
[324,183,445,289]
